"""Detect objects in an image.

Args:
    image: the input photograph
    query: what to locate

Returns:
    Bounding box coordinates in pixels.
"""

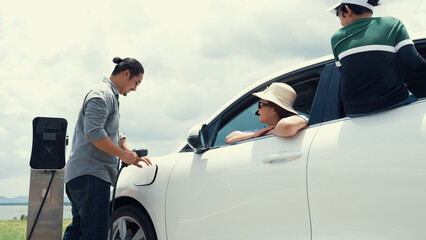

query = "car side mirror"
[187,124,209,154]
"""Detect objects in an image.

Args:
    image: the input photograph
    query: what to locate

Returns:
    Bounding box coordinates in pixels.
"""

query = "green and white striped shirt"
[331,17,425,115]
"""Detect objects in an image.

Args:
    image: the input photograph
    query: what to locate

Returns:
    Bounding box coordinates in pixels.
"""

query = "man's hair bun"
[111,57,144,76]
[113,57,123,64]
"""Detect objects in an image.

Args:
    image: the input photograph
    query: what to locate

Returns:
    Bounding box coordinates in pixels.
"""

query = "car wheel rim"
[112,216,146,240]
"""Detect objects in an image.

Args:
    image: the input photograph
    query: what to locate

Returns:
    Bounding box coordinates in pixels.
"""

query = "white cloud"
[0,128,7,140]
[0,173,31,198]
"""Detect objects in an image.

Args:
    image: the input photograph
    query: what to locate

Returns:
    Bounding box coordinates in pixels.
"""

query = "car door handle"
[263,151,302,164]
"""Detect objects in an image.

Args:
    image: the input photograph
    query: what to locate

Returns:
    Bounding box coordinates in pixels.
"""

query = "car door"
[165,125,319,240]
[308,100,426,239]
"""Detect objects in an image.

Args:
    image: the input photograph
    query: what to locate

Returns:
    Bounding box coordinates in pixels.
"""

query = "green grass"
[0,219,72,240]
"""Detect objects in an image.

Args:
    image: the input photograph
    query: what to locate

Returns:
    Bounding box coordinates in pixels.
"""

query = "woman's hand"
[253,126,275,138]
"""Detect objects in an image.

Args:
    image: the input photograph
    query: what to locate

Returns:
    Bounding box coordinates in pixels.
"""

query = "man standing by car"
[63,57,152,240]
[329,0,426,116]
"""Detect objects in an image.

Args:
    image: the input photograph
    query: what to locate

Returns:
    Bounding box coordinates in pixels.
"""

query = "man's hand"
[92,137,153,168]
[133,157,152,168]
[120,150,140,166]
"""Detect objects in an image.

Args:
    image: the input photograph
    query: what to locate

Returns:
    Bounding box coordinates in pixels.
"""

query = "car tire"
[110,205,157,240]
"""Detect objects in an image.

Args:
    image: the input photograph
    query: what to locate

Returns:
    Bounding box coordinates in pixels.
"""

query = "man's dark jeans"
[63,175,110,240]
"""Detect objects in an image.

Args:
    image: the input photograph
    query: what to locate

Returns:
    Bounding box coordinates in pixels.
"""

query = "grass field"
[0,219,72,240]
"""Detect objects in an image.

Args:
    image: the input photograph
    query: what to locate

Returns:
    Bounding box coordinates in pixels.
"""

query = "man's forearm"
[93,137,140,165]
[120,138,132,151]
[93,136,126,159]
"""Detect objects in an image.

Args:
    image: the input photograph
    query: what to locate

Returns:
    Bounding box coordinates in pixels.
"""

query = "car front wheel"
[110,205,157,240]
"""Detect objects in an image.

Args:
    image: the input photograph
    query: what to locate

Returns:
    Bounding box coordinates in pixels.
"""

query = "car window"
[214,103,267,147]
[213,73,321,147]
[209,65,324,147]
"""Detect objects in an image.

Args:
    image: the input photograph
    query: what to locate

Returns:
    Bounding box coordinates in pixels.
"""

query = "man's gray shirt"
[65,77,125,185]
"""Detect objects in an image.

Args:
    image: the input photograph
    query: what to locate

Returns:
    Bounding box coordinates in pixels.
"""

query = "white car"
[110,36,426,240]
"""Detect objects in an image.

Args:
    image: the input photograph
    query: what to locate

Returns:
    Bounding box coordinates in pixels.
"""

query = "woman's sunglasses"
[258,101,273,108]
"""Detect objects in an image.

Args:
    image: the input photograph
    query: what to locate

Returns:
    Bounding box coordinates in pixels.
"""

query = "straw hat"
[253,82,298,115]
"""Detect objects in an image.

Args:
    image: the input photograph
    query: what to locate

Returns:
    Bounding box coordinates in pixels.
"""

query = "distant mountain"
[0,196,28,204]
[0,195,70,204]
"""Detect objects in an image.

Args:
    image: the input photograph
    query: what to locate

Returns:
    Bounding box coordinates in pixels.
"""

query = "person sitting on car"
[225,82,308,144]
[328,0,426,117]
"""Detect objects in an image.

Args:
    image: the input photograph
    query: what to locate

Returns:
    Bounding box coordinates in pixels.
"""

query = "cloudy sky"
[0,0,425,198]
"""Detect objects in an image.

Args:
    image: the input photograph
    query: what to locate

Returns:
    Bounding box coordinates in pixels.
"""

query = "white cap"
[327,0,375,15]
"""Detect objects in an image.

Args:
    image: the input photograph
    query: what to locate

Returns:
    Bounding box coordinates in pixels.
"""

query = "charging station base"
[27,169,64,240]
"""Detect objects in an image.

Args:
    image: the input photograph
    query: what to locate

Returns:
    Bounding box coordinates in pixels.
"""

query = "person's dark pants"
[63,175,111,240]
[347,92,418,117]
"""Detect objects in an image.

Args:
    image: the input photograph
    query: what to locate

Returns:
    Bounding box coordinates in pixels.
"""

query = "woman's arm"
[269,115,307,137]
[225,126,275,144]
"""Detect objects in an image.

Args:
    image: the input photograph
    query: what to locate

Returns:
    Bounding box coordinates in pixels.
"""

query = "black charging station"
[30,117,68,170]
[27,117,68,240]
